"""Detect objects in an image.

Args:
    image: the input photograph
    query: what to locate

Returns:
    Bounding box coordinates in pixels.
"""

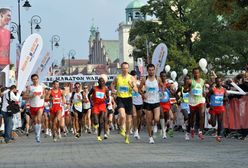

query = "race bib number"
[132,91,139,97]
[74,101,82,107]
[160,91,170,102]
[183,92,189,99]
[96,91,105,99]
[192,88,202,96]
[181,102,189,110]
[147,87,156,93]
[211,95,224,106]
[119,86,128,93]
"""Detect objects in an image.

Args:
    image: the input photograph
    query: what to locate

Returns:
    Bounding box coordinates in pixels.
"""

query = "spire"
[89,18,97,42]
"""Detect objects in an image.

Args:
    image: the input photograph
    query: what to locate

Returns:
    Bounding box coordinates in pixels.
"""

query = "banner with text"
[44,75,116,83]
[17,33,43,93]
[152,43,168,77]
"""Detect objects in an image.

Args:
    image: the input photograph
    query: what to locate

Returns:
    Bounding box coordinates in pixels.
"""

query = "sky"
[0,0,147,65]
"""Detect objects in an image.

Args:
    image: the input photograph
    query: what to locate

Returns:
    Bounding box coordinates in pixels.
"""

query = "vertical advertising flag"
[1,65,9,87]
[0,7,11,70]
[137,58,145,77]
[39,57,54,82]
[32,50,50,75]
[17,33,43,93]
[152,43,168,77]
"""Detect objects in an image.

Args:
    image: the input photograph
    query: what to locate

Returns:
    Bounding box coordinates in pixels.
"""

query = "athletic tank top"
[132,80,143,105]
[116,74,132,98]
[210,87,225,107]
[93,86,106,105]
[83,91,91,109]
[72,92,83,112]
[145,78,160,104]
[180,87,190,110]
[29,84,44,107]
[189,78,205,106]
[51,89,62,105]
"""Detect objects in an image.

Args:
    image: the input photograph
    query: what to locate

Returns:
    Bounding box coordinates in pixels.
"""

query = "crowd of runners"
[0,62,247,144]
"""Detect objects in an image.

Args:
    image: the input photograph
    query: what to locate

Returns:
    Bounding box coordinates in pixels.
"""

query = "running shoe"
[75,133,80,138]
[134,130,140,140]
[168,128,174,137]
[130,129,134,135]
[125,135,130,144]
[185,132,190,141]
[149,137,155,144]
[87,128,92,134]
[48,129,52,137]
[97,136,102,142]
[104,134,108,139]
[36,137,41,143]
[198,131,204,140]
[162,131,167,139]
[120,128,126,137]
[58,133,62,139]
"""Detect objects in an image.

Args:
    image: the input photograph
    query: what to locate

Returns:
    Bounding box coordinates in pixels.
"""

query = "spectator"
[1,85,20,143]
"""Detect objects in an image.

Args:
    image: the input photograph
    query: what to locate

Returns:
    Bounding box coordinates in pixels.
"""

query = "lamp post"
[30,15,41,34]
[10,22,18,40]
[17,0,31,44]
[68,49,76,75]
[51,35,60,51]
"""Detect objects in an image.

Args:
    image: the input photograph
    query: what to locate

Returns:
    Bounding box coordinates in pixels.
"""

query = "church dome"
[126,0,144,9]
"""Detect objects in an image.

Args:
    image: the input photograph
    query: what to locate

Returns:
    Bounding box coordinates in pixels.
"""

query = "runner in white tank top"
[144,78,160,104]
[130,70,143,140]
[139,64,163,144]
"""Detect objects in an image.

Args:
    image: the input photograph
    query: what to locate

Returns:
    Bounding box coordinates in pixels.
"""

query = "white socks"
[35,124,41,138]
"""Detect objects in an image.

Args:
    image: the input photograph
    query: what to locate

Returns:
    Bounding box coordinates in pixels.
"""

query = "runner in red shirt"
[88,77,109,142]
[207,77,227,142]
[46,80,65,142]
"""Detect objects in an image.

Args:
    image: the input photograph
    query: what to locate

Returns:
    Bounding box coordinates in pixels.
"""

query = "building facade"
[118,0,146,70]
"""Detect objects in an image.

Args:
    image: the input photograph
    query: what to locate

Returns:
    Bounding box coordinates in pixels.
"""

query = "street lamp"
[68,49,76,75]
[10,22,18,40]
[17,0,31,44]
[22,0,31,10]
[30,15,42,34]
[51,35,60,51]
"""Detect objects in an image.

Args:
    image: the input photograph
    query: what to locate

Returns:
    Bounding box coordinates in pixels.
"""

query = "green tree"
[129,0,199,76]
[129,0,248,75]
[192,0,248,72]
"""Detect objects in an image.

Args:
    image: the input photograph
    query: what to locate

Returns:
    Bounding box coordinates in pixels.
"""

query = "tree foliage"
[129,0,248,75]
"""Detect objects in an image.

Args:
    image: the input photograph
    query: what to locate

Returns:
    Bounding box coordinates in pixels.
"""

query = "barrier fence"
[223,95,248,129]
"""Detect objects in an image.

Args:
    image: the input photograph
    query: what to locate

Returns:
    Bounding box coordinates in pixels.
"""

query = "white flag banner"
[31,50,50,75]
[226,82,246,95]
[39,57,54,82]
[1,65,9,87]
[152,43,168,77]
[17,33,43,93]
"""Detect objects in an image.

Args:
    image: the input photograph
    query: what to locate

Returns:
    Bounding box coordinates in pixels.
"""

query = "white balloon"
[203,68,208,74]
[171,71,177,81]
[199,58,208,70]
[100,74,108,83]
[183,68,188,76]
[165,65,171,73]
